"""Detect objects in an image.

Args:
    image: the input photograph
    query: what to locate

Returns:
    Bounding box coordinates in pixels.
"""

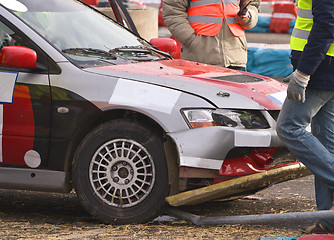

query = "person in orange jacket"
[162,0,259,70]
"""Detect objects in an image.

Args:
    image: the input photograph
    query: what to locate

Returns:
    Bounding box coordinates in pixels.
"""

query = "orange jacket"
[187,0,245,37]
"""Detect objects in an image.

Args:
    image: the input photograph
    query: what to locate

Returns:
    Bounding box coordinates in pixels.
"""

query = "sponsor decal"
[24,150,41,168]
[0,71,18,104]
[267,91,287,105]
[1,85,35,165]
[234,129,271,147]
[109,78,181,114]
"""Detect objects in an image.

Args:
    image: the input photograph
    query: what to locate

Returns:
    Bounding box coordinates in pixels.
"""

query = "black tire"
[72,119,169,224]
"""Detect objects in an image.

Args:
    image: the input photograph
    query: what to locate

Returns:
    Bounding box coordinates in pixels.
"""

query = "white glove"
[284,69,310,103]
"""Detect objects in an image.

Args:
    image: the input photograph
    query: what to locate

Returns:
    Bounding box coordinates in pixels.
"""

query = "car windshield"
[4,0,165,67]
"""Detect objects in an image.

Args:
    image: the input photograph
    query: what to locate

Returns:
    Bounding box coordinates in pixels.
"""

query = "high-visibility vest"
[187,0,245,37]
[290,0,334,56]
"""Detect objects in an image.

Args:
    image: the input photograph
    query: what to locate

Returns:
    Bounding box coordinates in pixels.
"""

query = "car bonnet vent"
[210,74,264,83]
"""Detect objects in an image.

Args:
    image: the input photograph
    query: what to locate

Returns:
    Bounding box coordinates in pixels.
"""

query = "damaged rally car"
[0,0,309,224]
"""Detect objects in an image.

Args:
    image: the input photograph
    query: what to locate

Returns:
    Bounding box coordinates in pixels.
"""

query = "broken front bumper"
[167,126,284,171]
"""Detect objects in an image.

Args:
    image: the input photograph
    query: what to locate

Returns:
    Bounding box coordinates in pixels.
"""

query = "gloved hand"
[284,69,310,103]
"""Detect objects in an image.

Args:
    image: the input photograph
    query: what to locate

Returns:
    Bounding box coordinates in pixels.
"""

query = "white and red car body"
[0,55,287,191]
[0,0,289,202]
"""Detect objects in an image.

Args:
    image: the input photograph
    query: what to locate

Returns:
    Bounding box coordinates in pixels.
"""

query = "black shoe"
[302,223,334,234]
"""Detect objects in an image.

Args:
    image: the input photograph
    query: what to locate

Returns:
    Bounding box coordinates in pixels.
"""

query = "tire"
[72,119,169,224]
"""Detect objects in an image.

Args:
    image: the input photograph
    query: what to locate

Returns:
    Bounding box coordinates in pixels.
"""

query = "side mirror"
[0,46,37,68]
[81,0,99,5]
[149,38,180,59]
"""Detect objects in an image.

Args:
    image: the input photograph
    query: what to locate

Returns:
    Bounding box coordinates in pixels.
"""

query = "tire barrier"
[269,2,297,33]
[246,15,296,34]
[247,43,293,77]
[246,15,271,33]
[260,0,295,7]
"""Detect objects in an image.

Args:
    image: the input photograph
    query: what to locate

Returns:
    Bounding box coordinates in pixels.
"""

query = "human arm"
[162,0,197,47]
[296,0,334,75]
[235,0,260,30]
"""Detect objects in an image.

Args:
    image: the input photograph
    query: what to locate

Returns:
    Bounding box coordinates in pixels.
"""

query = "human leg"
[311,97,334,227]
[314,176,334,228]
[277,89,334,231]
[276,89,334,186]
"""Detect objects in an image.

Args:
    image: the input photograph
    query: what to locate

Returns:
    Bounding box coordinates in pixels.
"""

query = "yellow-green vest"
[290,0,334,56]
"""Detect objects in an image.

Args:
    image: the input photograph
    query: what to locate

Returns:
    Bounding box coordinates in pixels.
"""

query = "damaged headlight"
[182,109,270,129]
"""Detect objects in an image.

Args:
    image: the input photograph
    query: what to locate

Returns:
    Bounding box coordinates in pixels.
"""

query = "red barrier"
[269,2,297,33]
[260,0,294,7]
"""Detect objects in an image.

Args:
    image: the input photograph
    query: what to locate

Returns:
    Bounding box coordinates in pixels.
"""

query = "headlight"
[182,109,270,129]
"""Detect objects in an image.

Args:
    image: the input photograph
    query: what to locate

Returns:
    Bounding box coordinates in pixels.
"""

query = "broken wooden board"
[166,162,312,206]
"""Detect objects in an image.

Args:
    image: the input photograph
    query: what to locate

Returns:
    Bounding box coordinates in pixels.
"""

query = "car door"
[0,17,51,169]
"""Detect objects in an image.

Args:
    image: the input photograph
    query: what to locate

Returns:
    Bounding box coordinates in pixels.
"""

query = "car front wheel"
[72,119,169,224]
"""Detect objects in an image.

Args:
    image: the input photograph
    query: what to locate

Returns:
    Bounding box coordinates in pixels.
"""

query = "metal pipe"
[166,207,334,225]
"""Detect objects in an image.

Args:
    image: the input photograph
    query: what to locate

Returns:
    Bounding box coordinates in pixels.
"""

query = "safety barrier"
[247,43,293,77]
[246,14,271,33]
[260,0,295,7]
[269,2,297,33]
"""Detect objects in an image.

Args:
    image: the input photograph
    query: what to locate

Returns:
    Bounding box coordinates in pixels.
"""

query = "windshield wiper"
[110,45,151,53]
[110,45,172,60]
[62,48,117,59]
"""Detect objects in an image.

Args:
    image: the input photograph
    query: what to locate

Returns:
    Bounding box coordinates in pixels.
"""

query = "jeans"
[276,89,334,228]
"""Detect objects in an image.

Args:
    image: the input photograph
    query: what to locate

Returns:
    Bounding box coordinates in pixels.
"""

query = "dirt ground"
[0,175,321,240]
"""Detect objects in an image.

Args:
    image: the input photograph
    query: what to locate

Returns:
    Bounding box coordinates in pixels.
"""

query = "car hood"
[85,59,287,110]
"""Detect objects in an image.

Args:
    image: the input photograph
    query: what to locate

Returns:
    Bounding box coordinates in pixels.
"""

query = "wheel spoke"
[113,142,119,158]
[103,185,113,198]
[97,153,110,167]
[136,166,152,171]
[126,143,133,158]
[137,173,153,177]
[121,142,125,157]
[92,169,108,174]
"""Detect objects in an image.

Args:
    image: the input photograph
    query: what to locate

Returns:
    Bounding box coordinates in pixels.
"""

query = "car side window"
[0,22,12,48]
[0,21,29,50]
[0,18,60,74]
